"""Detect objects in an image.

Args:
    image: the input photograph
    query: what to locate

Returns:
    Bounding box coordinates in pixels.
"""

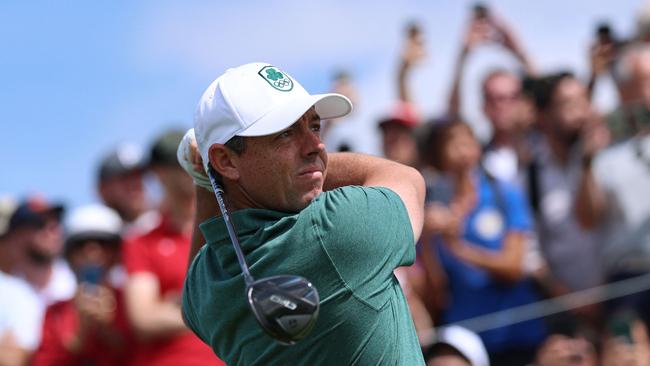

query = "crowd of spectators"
[2,3,650,366]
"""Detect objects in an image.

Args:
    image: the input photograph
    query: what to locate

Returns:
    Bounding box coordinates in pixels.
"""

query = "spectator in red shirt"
[32,204,133,366]
[123,129,222,366]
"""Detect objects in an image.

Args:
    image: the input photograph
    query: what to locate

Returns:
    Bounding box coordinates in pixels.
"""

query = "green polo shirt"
[182,186,424,365]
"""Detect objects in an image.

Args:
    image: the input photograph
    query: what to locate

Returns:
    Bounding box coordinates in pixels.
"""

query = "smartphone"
[406,22,421,40]
[608,309,636,343]
[596,22,614,45]
[473,3,489,20]
[78,264,104,286]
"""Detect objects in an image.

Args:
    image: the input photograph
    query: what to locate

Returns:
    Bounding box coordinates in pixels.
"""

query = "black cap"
[9,195,64,231]
[149,129,185,167]
[97,144,146,182]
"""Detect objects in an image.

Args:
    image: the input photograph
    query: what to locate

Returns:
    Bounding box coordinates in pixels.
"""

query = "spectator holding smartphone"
[447,3,537,194]
[32,204,134,366]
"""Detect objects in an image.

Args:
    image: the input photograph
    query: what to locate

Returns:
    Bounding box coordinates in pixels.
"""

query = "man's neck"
[20,259,54,290]
[490,130,513,148]
[545,130,573,165]
[220,181,261,212]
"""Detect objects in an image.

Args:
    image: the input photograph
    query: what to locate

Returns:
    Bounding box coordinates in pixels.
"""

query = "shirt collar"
[199,208,291,249]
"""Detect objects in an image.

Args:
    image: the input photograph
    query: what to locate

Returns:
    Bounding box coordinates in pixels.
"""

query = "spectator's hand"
[440,204,465,254]
[590,42,616,77]
[535,335,597,366]
[75,284,117,331]
[601,320,650,366]
[423,203,452,235]
[462,18,492,54]
[491,17,524,56]
[177,128,213,192]
[401,31,426,68]
[442,204,463,237]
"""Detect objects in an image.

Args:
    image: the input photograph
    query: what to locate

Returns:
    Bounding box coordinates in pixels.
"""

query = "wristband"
[177,128,213,191]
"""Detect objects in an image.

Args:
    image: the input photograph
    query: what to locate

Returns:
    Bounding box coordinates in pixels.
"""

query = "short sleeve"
[501,181,532,231]
[182,277,202,342]
[122,237,154,275]
[310,186,415,310]
[181,253,209,345]
[0,276,44,350]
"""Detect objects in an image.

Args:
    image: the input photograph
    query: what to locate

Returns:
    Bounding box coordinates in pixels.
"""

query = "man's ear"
[208,144,240,181]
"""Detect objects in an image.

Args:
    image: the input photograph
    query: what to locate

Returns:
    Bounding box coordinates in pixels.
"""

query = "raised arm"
[189,187,220,267]
[491,16,536,76]
[448,18,485,118]
[324,152,425,240]
[587,41,616,100]
[176,129,222,267]
[574,117,610,228]
[398,23,426,103]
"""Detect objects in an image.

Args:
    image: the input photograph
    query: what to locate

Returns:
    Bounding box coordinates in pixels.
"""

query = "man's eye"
[278,130,292,139]
[311,124,321,133]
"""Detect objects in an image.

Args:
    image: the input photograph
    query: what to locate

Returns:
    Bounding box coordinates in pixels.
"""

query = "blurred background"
[0,0,640,206]
[3,1,650,365]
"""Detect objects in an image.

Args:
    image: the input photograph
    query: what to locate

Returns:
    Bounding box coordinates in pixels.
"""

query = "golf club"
[207,166,320,345]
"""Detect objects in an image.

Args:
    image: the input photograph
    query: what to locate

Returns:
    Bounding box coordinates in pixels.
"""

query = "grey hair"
[613,44,650,84]
[481,68,519,101]
[210,135,247,186]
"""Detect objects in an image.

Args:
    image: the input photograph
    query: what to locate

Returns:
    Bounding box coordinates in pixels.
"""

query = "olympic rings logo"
[274,79,291,88]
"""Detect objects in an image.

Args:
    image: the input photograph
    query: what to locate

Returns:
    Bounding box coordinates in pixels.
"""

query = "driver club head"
[247,275,320,345]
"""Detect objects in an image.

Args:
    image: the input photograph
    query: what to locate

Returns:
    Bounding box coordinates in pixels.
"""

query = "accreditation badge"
[473,208,505,241]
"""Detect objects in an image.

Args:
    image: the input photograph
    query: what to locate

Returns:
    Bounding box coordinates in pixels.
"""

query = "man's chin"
[297,189,323,209]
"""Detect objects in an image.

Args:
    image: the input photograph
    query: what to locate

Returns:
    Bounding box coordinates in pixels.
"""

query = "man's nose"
[300,128,325,156]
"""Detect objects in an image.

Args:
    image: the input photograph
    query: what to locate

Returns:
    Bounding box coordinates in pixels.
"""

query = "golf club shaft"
[207,166,255,286]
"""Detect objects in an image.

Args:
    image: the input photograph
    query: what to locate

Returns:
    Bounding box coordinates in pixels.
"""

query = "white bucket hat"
[431,326,490,366]
[194,62,352,168]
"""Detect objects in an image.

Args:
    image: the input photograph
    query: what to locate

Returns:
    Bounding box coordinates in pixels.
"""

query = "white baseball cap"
[64,204,123,248]
[194,62,353,167]
[431,326,490,366]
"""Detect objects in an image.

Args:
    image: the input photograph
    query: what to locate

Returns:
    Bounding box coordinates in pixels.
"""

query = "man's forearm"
[575,163,607,229]
[188,187,221,268]
[447,50,468,118]
[398,60,411,103]
[131,302,187,340]
[126,276,188,340]
[0,345,29,366]
[324,152,418,190]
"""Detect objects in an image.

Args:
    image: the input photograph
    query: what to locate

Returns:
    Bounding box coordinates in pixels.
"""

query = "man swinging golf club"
[179,62,426,365]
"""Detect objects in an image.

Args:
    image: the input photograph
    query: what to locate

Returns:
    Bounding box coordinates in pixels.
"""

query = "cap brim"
[44,204,65,218]
[378,117,417,129]
[237,93,352,137]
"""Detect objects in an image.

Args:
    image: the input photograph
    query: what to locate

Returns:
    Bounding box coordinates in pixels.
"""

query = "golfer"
[180,62,426,365]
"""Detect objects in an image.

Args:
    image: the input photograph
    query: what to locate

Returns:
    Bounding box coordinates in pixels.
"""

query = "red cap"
[378,101,421,128]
